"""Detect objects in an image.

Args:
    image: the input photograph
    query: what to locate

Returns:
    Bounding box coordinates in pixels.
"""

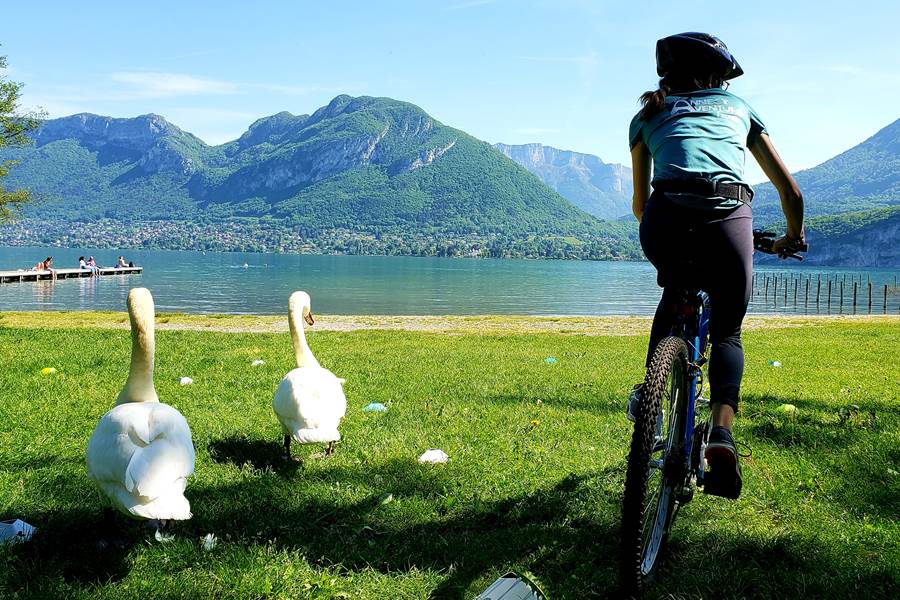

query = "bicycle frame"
[671,290,711,486]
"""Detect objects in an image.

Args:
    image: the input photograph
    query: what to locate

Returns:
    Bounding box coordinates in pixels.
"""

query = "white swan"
[272,291,347,460]
[85,288,195,523]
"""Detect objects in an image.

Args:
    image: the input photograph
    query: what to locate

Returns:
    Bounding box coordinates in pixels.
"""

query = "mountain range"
[753,118,900,222]
[751,118,900,266]
[493,143,632,220]
[1,95,897,266]
[1,95,638,259]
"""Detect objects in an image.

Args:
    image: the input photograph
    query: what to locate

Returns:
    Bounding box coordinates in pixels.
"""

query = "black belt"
[652,178,754,203]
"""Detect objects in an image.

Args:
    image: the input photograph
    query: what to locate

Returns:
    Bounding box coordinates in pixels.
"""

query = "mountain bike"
[619,230,807,596]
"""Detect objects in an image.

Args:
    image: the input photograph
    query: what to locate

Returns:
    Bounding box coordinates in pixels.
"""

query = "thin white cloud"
[444,0,498,10]
[257,82,362,96]
[110,71,240,98]
[517,52,599,68]
[820,64,865,76]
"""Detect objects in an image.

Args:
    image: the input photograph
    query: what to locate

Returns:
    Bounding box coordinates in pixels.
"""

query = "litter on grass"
[40,367,56,376]
[543,357,557,365]
[201,533,217,551]
[378,493,394,505]
[179,377,194,385]
[363,402,388,413]
[769,360,782,367]
[476,571,546,599]
[154,529,175,543]
[0,519,36,545]
[418,449,449,464]
[251,359,265,367]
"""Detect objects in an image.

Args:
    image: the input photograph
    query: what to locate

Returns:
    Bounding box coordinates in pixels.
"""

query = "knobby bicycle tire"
[620,336,690,597]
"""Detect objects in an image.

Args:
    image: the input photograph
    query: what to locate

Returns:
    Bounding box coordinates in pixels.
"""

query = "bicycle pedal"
[676,484,694,504]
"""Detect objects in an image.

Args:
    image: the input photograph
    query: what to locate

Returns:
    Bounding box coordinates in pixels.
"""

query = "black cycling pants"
[639,191,753,413]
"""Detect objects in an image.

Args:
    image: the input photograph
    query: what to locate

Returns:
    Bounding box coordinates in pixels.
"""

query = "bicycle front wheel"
[620,335,690,596]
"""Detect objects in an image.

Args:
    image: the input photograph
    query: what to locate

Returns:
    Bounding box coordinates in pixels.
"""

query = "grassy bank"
[1,316,898,598]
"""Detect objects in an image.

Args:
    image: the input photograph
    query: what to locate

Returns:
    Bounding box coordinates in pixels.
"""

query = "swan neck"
[289,304,319,369]
[117,306,158,404]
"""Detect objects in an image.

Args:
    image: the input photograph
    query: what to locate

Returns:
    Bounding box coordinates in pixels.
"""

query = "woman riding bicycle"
[627,33,804,497]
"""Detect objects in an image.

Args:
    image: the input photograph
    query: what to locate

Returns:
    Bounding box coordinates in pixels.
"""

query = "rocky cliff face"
[494,143,632,219]
[35,113,202,175]
[806,215,900,268]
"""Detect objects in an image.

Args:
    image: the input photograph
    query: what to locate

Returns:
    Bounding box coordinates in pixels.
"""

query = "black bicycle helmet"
[656,32,744,80]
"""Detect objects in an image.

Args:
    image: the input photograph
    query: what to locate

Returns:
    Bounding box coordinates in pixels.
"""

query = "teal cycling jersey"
[629,88,767,210]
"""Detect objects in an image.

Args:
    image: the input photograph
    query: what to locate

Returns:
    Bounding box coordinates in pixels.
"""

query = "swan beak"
[304,312,315,326]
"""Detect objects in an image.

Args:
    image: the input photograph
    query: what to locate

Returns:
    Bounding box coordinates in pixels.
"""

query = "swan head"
[289,290,315,326]
[128,287,155,332]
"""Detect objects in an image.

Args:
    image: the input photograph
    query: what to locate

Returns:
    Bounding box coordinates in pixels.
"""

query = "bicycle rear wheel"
[620,336,690,596]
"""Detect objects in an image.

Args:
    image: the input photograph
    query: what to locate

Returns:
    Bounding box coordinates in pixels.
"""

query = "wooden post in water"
[840,280,844,312]
[868,282,872,313]
[853,281,858,312]
[816,277,821,306]
[774,277,778,306]
[765,275,769,299]
[805,278,809,308]
[885,284,889,314]
[794,278,798,306]
[827,280,832,311]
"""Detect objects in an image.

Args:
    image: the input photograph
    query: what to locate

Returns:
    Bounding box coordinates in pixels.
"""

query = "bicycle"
[618,230,807,596]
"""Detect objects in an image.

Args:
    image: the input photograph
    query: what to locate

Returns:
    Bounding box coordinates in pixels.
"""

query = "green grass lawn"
[1,319,898,599]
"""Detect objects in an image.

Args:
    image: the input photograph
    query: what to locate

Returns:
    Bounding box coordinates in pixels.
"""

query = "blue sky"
[3,0,899,182]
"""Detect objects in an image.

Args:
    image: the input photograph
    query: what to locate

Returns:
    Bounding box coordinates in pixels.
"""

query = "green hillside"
[753,118,900,223]
[0,96,640,259]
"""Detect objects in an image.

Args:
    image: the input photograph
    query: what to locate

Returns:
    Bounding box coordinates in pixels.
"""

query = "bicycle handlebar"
[753,230,808,261]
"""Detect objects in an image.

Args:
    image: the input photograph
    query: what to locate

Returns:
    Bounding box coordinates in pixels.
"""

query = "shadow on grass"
[0,508,135,592]
[658,524,898,599]
[5,454,897,598]
[185,460,625,598]
[207,435,301,475]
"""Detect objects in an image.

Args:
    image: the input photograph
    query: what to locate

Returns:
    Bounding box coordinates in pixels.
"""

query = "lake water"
[1,246,897,316]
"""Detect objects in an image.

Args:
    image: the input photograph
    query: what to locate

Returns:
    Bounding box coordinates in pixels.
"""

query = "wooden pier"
[0,266,142,283]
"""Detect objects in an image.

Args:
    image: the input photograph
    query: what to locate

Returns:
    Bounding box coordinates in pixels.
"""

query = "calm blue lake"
[0,246,897,316]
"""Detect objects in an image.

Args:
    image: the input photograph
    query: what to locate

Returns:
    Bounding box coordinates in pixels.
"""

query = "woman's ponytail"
[638,81,670,121]
[638,72,725,121]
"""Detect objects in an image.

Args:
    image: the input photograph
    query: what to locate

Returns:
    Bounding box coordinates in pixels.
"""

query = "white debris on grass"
[363,402,387,412]
[418,449,450,464]
[154,529,176,543]
[769,360,782,367]
[179,377,194,385]
[251,360,265,367]
[201,533,217,550]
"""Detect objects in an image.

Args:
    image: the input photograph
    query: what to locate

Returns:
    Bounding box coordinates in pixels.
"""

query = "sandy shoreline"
[1,310,896,335]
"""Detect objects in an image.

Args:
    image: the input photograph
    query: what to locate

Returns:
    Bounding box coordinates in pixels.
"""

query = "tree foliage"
[0,52,42,222]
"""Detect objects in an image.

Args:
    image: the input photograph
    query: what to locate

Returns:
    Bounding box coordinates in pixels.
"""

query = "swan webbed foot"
[325,441,336,456]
